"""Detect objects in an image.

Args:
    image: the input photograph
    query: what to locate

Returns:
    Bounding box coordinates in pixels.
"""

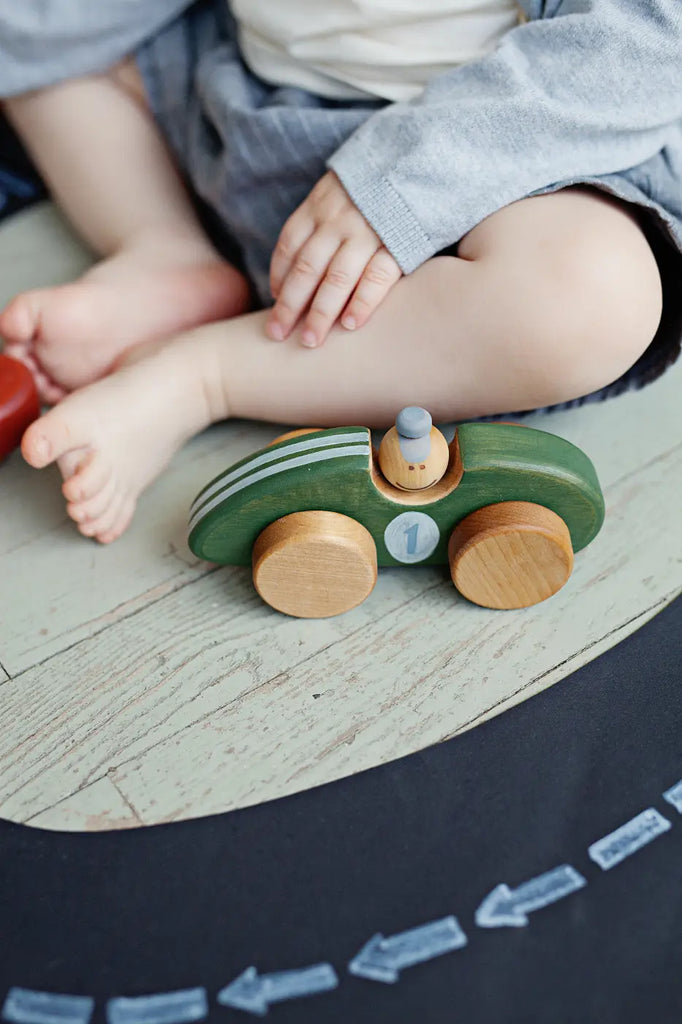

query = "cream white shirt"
[229,0,522,102]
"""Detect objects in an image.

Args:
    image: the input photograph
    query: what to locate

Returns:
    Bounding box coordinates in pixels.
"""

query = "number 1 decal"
[404,522,420,556]
[384,512,440,564]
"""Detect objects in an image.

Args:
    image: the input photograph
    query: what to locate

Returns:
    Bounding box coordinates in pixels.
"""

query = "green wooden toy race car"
[188,409,605,618]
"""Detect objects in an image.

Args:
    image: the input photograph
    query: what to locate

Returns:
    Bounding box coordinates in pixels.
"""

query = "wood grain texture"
[1,439,679,827]
[0,203,680,833]
[0,421,279,675]
[268,427,322,445]
[253,511,378,617]
[110,444,681,826]
[26,777,141,832]
[449,501,574,608]
[0,560,435,824]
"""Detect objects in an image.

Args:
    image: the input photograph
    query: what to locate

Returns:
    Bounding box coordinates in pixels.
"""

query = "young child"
[0,0,680,543]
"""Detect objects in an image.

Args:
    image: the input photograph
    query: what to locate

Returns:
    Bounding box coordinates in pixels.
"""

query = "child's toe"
[67,473,117,524]
[22,400,92,468]
[0,293,38,344]
[21,421,54,468]
[63,454,113,504]
[97,497,136,544]
[79,490,125,540]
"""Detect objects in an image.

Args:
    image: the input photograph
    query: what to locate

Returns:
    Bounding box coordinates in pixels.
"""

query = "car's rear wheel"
[253,511,378,618]
[448,501,574,609]
[268,427,322,446]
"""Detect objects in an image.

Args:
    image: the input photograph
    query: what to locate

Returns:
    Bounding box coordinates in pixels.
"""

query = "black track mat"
[1,595,681,1023]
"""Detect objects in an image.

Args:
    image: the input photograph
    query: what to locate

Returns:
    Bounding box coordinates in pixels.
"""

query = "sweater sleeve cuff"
[328,145,438,275]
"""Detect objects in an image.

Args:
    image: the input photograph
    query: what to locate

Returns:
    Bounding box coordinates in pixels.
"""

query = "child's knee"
[533,225,663,399]
[460,190,664,400]
[473,217,662,403]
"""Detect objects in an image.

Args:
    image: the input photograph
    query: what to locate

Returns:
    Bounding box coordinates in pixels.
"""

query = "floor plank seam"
[9,564,223,679]
[97,578,450,776]
[6,577,452,805]
[445,586,681,741]
[105,773,145,826]
[8,577,676,818]
[206,576,452,700]
[101,589,681,826]
[1,732,99,809]
[21,772,145,829]
[6,430,680,679]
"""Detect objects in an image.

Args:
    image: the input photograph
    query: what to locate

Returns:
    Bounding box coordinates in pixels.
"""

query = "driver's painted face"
[379,426,449,491]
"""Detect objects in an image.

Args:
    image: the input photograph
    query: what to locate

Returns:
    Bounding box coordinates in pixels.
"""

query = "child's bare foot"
[20,335,220,543]
[0,233,250,403]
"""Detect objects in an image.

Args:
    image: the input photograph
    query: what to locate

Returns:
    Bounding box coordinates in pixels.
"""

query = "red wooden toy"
[0,353,40,460]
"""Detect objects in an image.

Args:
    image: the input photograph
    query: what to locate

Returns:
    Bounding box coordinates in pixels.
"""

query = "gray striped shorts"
[137,0,682,415]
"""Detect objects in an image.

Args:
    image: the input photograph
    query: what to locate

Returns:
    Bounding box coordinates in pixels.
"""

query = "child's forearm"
[328,0,682,274]
[2,64,204,257]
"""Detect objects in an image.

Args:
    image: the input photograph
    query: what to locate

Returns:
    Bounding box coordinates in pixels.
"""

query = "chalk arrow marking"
[217,963,337,1017]
[588,808,671,871]
[106,990,207,1024]
[662,778,682,815]
[2,989,94,1024]
[476,864,587,928]
[348,915,467,984]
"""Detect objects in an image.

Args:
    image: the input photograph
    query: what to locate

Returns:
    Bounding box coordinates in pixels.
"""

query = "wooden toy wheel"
[268,427,322,446]
[448,501,574,609]
[253,511,378,618]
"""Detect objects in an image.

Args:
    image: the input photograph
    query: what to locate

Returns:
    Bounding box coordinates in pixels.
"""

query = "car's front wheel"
[448,501,574,609]
[252,511,378,618]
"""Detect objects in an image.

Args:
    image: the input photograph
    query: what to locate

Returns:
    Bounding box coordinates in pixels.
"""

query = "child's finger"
[300,240,376,348]
[266,232,338,340]
[269,210,315,301]
[340,248,402,331]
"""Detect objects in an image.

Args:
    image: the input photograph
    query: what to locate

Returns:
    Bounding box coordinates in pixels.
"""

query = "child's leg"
[22,187,663,543]
[0,60,250,402]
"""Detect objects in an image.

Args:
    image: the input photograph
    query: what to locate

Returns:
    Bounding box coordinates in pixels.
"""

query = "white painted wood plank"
[1,356,678,676]
[0,207,280,673]
[106,440,682,823]
[2,438,679,828]
[2,200,680,678]
[466,591,680,733]
[0,203,91,309]
[2,200,681,833]
[0,419,282,675]
[26,777,141,832]
[0,562,439,823]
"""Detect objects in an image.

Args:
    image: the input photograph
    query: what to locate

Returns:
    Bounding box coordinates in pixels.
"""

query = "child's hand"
[266,171,402,348]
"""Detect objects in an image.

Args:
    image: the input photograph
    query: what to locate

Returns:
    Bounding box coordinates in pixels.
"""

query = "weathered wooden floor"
[1,203,680,832]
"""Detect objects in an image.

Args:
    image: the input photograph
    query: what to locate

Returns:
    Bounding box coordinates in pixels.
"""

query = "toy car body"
[188,421,605,617]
